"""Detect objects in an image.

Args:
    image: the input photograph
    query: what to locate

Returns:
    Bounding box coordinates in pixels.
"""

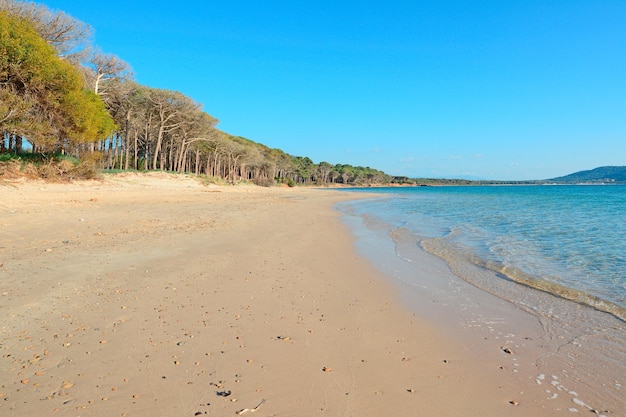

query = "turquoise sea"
[337,184,626,412]
[338,185,626,317]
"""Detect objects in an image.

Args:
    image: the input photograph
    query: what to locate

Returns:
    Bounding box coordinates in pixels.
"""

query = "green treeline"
[0,1,394,186]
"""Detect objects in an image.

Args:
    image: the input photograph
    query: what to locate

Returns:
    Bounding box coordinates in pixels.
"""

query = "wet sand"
[0,173,599,416]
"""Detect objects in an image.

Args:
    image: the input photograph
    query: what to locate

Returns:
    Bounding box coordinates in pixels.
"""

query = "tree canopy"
[1,9,115,151]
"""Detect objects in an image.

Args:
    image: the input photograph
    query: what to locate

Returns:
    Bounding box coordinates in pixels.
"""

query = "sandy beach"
[0,174,598,416]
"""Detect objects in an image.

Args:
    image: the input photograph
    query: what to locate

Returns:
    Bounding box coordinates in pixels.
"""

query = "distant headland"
[408,166,626,186]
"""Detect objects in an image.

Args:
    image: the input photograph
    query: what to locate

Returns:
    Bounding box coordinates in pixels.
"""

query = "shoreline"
[338,193,624,416]
[339,186,625,315]
[0,174,614,416]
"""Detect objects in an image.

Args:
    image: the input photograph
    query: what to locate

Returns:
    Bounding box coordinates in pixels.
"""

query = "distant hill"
[548,166,626,184]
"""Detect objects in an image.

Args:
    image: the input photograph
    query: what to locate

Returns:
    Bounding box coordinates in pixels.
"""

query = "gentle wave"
[421,235,626,322]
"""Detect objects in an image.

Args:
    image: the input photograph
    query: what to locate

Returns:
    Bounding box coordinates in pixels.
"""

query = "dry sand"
[0,173,586,416]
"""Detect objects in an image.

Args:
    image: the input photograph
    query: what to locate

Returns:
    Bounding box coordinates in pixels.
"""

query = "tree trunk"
[152,125,164,170]
[167,135,175,171]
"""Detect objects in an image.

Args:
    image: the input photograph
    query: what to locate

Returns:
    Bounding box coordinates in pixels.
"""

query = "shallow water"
[339,185,625,314]
[337,185,625,414]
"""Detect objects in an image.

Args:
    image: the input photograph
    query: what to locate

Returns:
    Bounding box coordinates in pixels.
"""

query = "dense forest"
[1,0,401,186]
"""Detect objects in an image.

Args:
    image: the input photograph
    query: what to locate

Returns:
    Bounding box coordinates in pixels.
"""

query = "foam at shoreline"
[420,235,626,322]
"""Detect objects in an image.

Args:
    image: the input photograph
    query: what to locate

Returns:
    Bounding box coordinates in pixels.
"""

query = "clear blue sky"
[43,0,625,180]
